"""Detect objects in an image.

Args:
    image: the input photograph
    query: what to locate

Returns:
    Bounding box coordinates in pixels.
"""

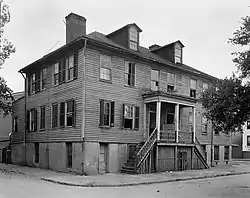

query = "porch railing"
[136,127,157,173]
[160,130,192,144]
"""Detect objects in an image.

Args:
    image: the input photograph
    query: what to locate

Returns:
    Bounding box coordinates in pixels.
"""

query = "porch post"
[192,107,196,143]
[156,101,161,140]
[144,103,147,140]
[175,103,179,143]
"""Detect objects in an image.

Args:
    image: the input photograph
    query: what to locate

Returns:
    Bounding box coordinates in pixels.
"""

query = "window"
[214,146,219,160]
[40,106,45,130]
[99,100,114,127]
[66,100,75,127]
[60,102,65,127]
[247,121,250,130]
[67,52,78,81]
[122,104,139,130]
[125,62,135,86]
[52,103,58,128]
[34,143,39,163]
[224,146,229,160]
[41,68,47,90]
[100,55,111,81]
[247,136,250,146]
[13,117,18,132]
[129,27,138,51]
[66,142,72,168]
[54,62,59,85]
[151,70,159,91]
[201,116,208,133]
[175,44,182,63]
[190,79,197,98]
[203,82,208,91]
[28,109,37,132]
[167,72,175,91]
[30,72,40,94]
[167,105,175,124]
[59,58,66,84]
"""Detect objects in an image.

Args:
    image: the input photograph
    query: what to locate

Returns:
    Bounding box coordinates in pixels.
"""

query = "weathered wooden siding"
[12,97,25,144]
[23,49,84,143]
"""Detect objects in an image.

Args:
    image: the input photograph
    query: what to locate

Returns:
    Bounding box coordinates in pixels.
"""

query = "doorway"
[149,111,156,135]
[99,143,108,174]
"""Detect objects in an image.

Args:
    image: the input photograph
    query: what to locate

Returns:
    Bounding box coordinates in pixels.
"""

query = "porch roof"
[142,90,197,107]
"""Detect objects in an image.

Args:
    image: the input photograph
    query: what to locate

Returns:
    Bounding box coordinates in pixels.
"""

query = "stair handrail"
[136,127,157,169]
[195,136,206,160]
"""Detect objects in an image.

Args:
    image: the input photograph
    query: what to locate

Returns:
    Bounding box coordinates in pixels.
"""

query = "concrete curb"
[40,171,250,188]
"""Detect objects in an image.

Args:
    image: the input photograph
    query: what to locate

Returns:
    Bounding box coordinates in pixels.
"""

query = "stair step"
[120,167,136,174]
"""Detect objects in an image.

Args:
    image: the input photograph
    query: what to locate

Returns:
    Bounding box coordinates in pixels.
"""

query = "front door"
[149,111,156,135]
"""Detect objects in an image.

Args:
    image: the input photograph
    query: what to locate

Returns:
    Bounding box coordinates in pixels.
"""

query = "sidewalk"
[0,161,250,187]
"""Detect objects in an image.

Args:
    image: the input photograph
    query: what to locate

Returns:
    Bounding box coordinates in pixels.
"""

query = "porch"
[143,92,197,145]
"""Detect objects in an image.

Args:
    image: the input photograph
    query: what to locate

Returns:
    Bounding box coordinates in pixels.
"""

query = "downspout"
[20,72,27,165]
[81,38,87,141]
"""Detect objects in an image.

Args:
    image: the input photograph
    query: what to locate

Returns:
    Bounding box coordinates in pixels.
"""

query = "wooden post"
[143,103,147,140]
[175,146,178,171]
[192,107,196,143]
[175,103,179,143]
[156,101,161,140]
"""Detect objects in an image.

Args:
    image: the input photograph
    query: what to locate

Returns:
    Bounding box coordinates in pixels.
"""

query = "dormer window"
[129,27,138,51]
[175,44,182,63]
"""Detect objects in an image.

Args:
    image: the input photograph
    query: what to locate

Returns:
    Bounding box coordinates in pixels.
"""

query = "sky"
[0,0,249,92]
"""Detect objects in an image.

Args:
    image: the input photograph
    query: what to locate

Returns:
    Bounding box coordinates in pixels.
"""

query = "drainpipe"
[20,72,27,165]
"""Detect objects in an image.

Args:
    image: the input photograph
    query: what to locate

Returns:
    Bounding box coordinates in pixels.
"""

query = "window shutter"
[34,109,37,131]
[26,110,30,131]
[59,61,62,84]
[110,101,115,127]
[122,104,125,128]
[60,102,65,127]
[131,63,135,86]
[73,51,78,79]
[134,106,139,130]
[99,100,104,126]
[27,75,31,96]
[62,58,66,83]
[72,100,76,127]
[36,71,40,92]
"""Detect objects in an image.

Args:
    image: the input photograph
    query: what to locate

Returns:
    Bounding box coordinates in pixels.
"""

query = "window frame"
[29,109,37,132]
[99,54,112,82]
[167,72,175,91]
[224,146,229,160]
[66,142,73,168]
[247,136,250,147]
[41,68,47,90]
[190,79,197,98]
[34,142,39,164]
[201,116,208,134]
[66,100,75,127]
[99,100,114,127]
[151,69,159,91]
[214,145,219,161]
[129,27,138,51]
[174,44,182,63]
[122,104,139,130]
[124,62,136,87]
[53,62,60,86]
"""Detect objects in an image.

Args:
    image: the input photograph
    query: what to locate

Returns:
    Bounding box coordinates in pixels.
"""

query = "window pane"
[125,62,130,74]
[124,105,133,118]
[100,55,111,68]
[151,70,159,81]
[175,48,181,57]
[175,56,181,63]
[190,79,197,89]
[67,101,73,113]
[151,81,158,91]
[129,27,138,42]
[100,68,111,80]
[124,118,133,129]
[129,41,137,50]
[167,73,175,84]
[69,55,74,68]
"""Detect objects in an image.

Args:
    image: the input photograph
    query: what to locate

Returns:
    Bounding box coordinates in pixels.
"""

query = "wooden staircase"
[121,127,158,174]
[194,137,209,169]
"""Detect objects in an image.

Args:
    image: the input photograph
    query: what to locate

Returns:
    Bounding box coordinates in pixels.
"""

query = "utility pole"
[210,119,214,167]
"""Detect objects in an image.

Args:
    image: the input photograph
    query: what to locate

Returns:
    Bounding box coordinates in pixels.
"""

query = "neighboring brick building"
[0,91,24,162]
[11,13,232,175]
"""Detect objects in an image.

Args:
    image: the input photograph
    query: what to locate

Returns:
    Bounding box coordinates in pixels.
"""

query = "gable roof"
[106,23,142,38]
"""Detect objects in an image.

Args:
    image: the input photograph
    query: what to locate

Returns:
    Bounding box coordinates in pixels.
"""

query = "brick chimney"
[65,13,86,44]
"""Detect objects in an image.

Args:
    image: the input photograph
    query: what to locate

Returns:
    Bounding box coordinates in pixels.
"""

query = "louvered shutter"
[26,110,30,131]
[134,106,139,130]
[60,102,65,127]
[131,63,135,86]
[110,101,115,127]
[73,51,78,79]
[34,109,37,131]
[99,100,104,126]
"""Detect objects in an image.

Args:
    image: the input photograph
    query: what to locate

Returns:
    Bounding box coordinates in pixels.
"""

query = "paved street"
[1,170,250,198]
